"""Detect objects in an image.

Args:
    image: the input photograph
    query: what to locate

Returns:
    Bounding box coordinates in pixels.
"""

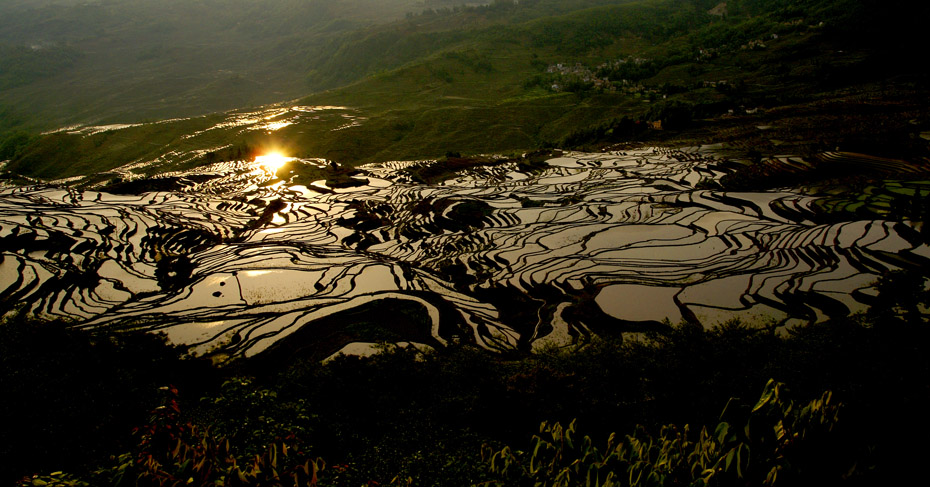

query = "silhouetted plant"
[0,317,213,486]
[105,386,321,487]
[867,269,930,326]
[196,378,315,459]
[481,379,849,486]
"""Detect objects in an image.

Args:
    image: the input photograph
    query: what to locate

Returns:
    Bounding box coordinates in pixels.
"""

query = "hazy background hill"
[0,0,638,135]
[0,0,430,131]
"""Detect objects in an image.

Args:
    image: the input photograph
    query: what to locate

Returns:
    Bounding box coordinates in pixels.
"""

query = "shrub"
[481,379,850,486]
[18,386,325,487]
[0,317,213,485]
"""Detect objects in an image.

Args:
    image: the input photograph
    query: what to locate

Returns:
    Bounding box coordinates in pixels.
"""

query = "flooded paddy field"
[1,147,927,360]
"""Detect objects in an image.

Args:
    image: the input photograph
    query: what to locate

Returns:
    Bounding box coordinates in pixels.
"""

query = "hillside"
[3,0,928,181]
[0,1,634,138]
[0,0,426,134]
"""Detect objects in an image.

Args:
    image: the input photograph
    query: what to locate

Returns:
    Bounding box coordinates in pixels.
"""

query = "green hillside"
[4,0,929,181]
[0,0,425,132]
[0,0,637,136]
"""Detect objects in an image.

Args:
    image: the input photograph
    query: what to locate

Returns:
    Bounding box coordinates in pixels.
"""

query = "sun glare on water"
[255,152,292,174]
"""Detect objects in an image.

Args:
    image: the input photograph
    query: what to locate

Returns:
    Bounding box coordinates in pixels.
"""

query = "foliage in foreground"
[0,316,216,485]
[19,379,848,487]
[4,270,929,485]
[21,386,324,487]
[483,379,845,486]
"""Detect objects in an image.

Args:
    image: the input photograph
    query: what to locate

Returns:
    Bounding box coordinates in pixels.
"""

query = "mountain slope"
[0,0,426,131]
[4,0,928,181]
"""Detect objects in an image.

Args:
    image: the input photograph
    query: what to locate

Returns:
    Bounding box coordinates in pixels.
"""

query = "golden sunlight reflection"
[255,152,292,174]
[262,121,293,131]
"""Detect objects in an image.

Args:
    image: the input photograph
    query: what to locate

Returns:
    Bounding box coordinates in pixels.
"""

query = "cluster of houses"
[741,33,780,51]
[544,57,655,94]
[545,62,613,92]
[696,47,720,61]
[596,56,652,72]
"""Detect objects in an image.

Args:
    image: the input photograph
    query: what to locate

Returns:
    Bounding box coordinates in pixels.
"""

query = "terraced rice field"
[1,147,926,360]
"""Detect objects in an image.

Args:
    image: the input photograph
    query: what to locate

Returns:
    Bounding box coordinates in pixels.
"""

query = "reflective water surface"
[2,147,925,358]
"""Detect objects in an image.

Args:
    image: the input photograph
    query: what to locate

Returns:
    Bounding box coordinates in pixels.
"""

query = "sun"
[255,152,291,174]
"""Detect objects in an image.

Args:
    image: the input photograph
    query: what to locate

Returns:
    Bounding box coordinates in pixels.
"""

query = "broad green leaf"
[724,448,736,471]
[752,379,779,413]
[715,422,730,444]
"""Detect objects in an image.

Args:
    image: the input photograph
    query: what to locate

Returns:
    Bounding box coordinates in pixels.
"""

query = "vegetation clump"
[3,270,929,485]
[483,379,845,486]
[406,150,559,185]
